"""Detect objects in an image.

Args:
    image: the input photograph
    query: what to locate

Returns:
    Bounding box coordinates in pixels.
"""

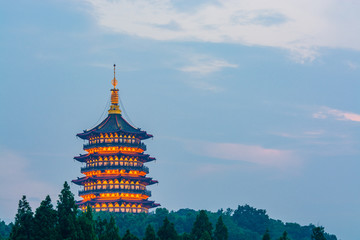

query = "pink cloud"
[184,141,300,169]
[313,107,360,122]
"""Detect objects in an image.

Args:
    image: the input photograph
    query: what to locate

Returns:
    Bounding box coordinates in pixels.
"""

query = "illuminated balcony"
[81,165,149,174]
[83,141,147,151]
[79,188,151,197]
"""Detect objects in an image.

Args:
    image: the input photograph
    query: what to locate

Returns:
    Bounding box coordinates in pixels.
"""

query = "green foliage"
[10,195,34,240]
[33,195,58,240]
[232,204,269,235]
[214,216,228,240]
[104,216,121,240]
[191,210,213,240]
[4,186,339,240]
[262,230,271,240]
[123,229,139,240]
[157,217,178,240]
[144,224,156,240]
[57,181,80,240]
[0,220,12,240]
[199,231,212,240]
[78,206,97,240]
[278,231,291,240]
[311,227,326,240]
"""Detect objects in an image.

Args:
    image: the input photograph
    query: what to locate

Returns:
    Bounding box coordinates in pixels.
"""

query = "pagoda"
[72,65,159,213]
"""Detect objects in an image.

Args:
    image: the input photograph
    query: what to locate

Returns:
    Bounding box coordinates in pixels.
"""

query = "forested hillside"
[1,182,337,240]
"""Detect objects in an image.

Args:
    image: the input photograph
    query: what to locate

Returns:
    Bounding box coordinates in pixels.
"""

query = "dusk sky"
[1,0,360,239]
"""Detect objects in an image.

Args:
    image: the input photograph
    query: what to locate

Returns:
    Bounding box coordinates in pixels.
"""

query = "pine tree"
[214,216,228,240]
[9,195,34,240]
[199,231,212,240]
[78,206,97,240]
[33,195,57,240]
[262,229,271,240]
[311,227,326,240]
[56,181,80,240]
[143,224,156,240]
[157,217,178,240]
[103,216,121,240]
[278,231,290,240]
[191,210,213,240]
[181,233,191,240]
[123,229,139,240]
[95,218,108,240]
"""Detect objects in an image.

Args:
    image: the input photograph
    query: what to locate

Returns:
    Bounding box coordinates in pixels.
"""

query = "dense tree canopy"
[9,195,34,240]
[33,195,57,240]
[3,182,338,240]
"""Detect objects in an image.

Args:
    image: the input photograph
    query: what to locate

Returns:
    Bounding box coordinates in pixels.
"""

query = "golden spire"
[108,64,121,114]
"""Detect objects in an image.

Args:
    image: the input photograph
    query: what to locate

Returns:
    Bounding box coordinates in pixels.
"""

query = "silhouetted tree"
[10,195,34,240]
[199,231,212,240]
[262,229,271,240]
[78,206,97,240]
[157,217,178,240]
[232,205,269,234]
[95,218,107,240]
[33,195,57,240]
[56,181,80,240]
[143,224,156,240]
[191,210,212,240]
[103,216,121,240]
[123,229,139,240]
[278,231,290,240]
[214,216,228,240]
[311,227,326,240]
[180,233,191,240]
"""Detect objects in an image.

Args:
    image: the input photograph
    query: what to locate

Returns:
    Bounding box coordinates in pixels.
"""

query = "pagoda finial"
[108,64,121,114]
[112,64,118,88]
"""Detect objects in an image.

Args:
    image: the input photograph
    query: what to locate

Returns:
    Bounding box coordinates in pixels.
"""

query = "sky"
[0,0,359,239]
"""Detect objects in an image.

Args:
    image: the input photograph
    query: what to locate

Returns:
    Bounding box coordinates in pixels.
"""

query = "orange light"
[85,146,144,154]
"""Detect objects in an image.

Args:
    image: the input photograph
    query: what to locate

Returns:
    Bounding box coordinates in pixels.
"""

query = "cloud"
[84,0,360,62]
[177,54,237,91]
[345,61,359,70]
[179,56,238,74]
[272,130,325,139]
[184,140,300,169]
[313,107,360,122]
[0,148,55,222]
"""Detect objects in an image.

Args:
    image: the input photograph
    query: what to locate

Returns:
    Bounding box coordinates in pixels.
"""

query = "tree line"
[1,182,336,240]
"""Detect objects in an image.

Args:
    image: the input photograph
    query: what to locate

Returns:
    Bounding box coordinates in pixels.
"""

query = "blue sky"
[1,0,360,239]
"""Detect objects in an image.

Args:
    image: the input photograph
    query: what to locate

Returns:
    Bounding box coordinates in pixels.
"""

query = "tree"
[78,206,97,240]
[157,217,178,240]
[191,210,213,240]
[232,205,269,234]
[311,227,326,240]
[214,216,228,240]
[95,218,107,240]
[278,231,290,240]
[199,231,212,240]
[143,224,156,240]
[56,181,80,240]
[0,220,12,240]
[9,195,34,240]
[262,229,271,240]
[123,229,139,240]
[103,216,121,240]
[33,195,57,240]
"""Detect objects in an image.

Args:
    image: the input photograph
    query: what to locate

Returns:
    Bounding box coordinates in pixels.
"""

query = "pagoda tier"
[74,152,155,163]
[77,199,160,213]
[72,175,158,185]
[77,113,153,140]
[72,65,159,213]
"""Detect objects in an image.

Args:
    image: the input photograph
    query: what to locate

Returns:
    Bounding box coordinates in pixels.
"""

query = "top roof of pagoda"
[77,113,153,140]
